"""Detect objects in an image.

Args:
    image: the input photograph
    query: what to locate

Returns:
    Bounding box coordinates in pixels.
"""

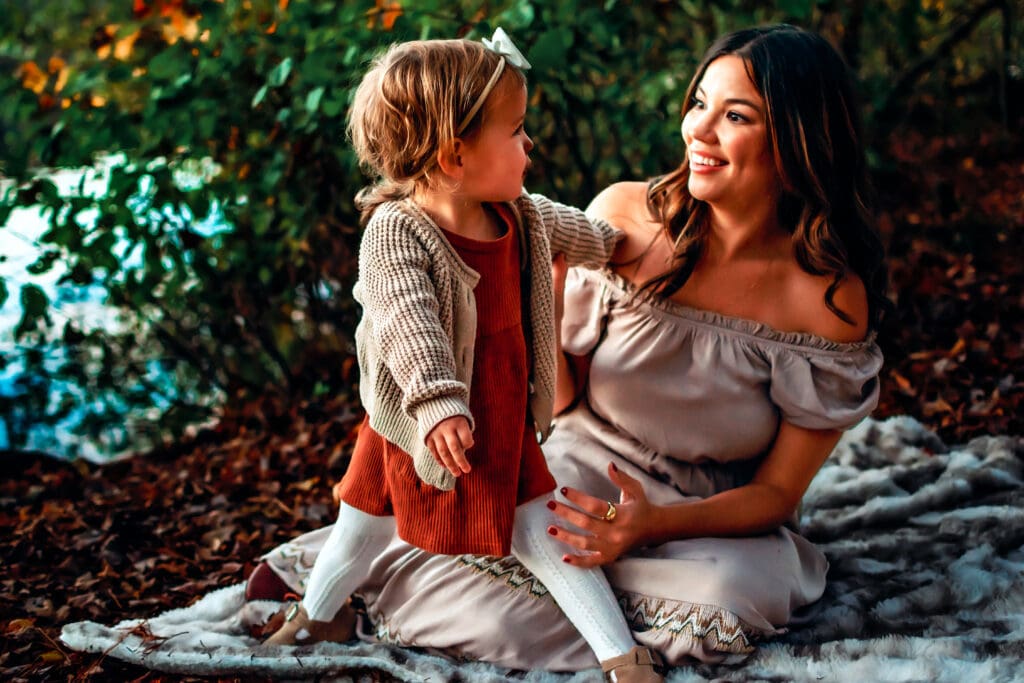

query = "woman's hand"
[546,462,655,568]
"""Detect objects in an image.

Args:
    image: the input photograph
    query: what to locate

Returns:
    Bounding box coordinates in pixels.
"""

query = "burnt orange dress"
[337,204,556,556]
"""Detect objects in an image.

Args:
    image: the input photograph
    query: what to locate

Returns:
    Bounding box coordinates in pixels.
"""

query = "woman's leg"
[509,495,636,661]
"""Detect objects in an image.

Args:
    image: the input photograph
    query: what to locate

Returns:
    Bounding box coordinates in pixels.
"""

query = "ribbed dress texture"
[338,205,556,556]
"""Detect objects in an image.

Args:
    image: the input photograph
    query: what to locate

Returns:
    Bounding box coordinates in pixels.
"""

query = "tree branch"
[876,0,1004,127]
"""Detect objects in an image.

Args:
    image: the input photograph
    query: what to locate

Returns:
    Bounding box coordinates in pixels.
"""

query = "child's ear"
[436,140,464,178]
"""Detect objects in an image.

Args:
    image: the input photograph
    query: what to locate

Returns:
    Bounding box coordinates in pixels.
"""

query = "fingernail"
[562,556,571,563]
[610,462,618,472]
[547,526,557,536]
[546,500,556,510]
[560,487,568,495]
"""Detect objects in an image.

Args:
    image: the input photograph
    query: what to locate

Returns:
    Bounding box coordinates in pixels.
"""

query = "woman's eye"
[691,96,705,109]
[727,111,747,123]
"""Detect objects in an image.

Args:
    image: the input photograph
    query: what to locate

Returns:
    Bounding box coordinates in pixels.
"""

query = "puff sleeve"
[768,339,884,431]
[560,267,615,358]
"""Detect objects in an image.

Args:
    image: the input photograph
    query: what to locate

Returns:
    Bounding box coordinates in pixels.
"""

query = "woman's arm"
[551,254,593,414]
[552,182,657,415]
[549,421,842,568]
[549,267,871,567]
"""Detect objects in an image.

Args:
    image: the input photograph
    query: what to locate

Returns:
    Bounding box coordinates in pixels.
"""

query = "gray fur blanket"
[60,416,1024,682]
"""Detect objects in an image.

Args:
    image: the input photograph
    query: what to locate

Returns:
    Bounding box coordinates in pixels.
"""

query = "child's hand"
[426,416,474,478]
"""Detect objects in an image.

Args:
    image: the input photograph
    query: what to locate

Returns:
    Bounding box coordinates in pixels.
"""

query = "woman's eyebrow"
[695,85,763,112]
[725,97,762,112]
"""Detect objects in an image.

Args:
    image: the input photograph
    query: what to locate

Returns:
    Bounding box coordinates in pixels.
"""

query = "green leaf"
[778,0,813,19]
[252,85,268,108]
[268,57,293,87]
[149,48,185,80]
[321,94,345,117]
[529,28,573,71]
[27,250,61,275]
[17,283,50,335]
[305,86,325,113]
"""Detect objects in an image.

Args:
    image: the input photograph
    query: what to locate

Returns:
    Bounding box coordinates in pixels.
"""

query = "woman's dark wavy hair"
[645,24,891,331]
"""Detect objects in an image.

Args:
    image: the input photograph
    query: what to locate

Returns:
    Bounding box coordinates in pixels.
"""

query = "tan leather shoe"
[262,600,356,647]
[601,645,664,682]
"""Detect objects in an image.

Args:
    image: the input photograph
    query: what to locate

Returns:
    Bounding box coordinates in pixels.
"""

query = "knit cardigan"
[353,192,622,490]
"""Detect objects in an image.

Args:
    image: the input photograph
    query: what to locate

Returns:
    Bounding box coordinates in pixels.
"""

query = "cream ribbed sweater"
[353,192,621,490]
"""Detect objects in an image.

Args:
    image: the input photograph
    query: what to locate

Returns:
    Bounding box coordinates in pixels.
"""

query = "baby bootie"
[245,561,293,602]
[601,645,664,682]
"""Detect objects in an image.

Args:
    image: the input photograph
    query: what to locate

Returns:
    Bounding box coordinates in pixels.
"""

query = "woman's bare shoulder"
[785,266,870,343]
[585,181,648,225]
[586,182,662,267]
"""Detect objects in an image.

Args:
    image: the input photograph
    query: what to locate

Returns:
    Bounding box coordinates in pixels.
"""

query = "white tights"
[303,497,636,662]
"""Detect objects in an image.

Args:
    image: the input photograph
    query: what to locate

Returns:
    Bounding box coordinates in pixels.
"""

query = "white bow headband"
[456,27,531,135]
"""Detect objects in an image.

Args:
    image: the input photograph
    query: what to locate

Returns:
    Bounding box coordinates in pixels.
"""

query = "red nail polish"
[546,500,556,510]
[560,487,568,495]
[547,526,557,536]
[610,462,618,472]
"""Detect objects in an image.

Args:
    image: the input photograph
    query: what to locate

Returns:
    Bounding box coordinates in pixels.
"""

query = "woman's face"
[681,55,779,214]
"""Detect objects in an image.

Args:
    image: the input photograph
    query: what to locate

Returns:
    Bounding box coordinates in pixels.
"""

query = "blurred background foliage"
[0,0,1021,459]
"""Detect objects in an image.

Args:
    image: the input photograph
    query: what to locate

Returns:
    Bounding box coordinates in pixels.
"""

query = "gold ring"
[602,501,617,522]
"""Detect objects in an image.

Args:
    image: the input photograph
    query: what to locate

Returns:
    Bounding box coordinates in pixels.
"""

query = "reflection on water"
[1,161,226,461]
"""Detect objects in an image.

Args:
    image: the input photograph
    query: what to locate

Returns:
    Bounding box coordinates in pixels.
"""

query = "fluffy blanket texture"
[61,416,1024,682]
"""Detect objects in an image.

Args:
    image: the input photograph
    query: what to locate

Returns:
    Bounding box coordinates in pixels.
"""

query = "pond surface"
[1,163,223,461]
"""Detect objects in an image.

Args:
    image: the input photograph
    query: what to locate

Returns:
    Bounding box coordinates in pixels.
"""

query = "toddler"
[264,28,661,683]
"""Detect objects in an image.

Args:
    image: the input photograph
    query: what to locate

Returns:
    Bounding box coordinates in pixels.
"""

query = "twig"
[876,0,1004,126]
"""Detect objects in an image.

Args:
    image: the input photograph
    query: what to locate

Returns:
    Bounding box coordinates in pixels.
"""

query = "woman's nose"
[686,110,715,142]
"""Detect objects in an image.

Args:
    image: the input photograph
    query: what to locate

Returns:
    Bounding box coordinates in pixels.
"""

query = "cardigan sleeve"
[357,209,472,436]
[524,193,622,267]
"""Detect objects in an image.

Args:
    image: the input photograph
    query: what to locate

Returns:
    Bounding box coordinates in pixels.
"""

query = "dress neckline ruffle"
[593,268,879,356]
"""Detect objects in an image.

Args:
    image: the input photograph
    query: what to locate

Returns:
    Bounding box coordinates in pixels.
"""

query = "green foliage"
[0,0,1019,458]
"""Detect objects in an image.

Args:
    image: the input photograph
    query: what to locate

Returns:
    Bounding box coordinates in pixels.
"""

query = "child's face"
[457,79,533,203]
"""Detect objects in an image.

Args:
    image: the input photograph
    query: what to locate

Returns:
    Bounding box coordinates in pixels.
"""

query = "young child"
[264,29,662,683]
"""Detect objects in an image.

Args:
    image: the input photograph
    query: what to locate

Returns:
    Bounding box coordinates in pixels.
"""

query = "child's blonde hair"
[348,38,528,224]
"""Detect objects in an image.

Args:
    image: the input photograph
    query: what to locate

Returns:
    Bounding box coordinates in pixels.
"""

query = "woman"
[248,24,887,669]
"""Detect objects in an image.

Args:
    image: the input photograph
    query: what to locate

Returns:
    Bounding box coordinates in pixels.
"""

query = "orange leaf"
[947,337,967,358]
[163,8,200,43]
[890,370,916,396]
[17,61,47,94]
[4,618,34,636]
[381,2,403,30]
[367,0,403,30]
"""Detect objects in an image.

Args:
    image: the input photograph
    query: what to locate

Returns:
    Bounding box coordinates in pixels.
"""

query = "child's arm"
[524,193,623,267]
[357,212,474,470]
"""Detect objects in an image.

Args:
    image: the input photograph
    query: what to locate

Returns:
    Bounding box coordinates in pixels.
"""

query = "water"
[1,160,225,461]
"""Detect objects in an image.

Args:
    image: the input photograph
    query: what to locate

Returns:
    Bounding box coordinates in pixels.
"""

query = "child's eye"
[514,124,525,135]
